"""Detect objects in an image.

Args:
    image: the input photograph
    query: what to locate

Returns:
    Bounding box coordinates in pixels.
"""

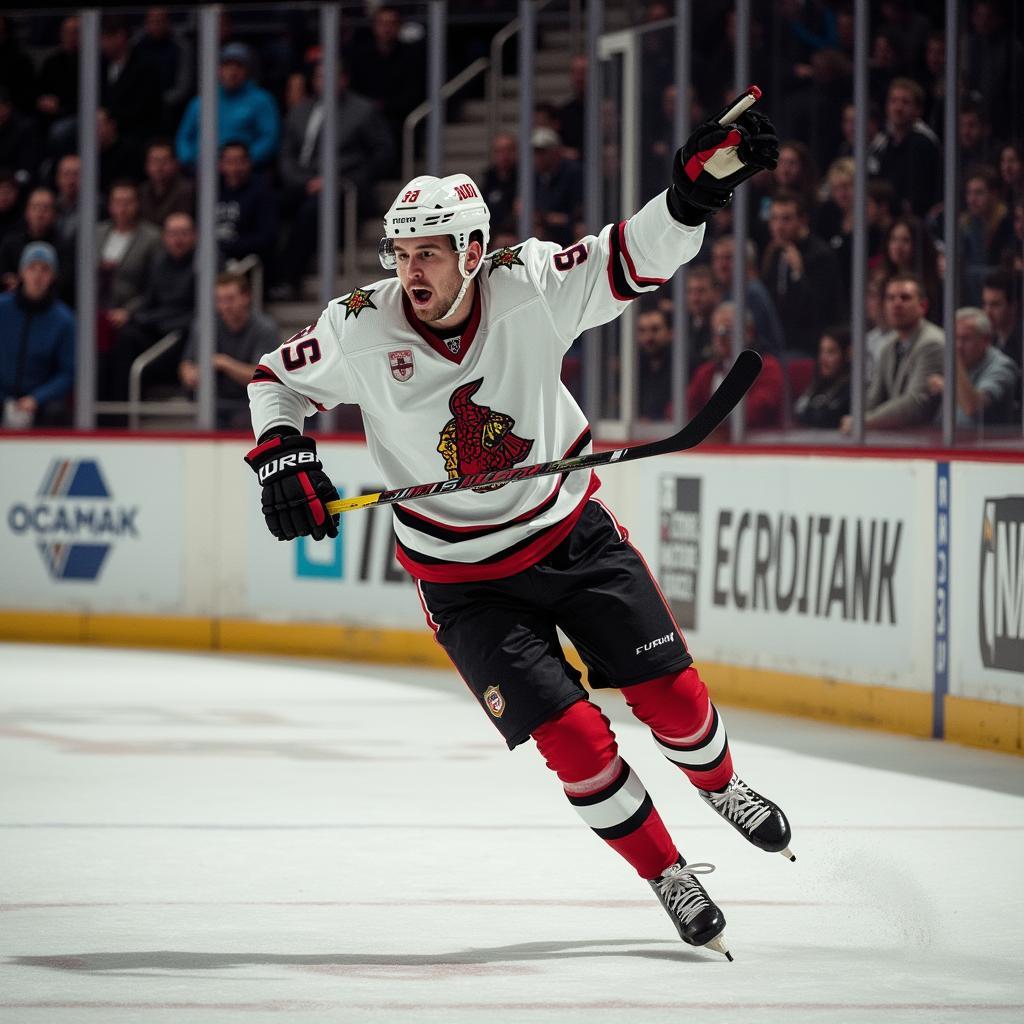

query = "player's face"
[394,236,465,323]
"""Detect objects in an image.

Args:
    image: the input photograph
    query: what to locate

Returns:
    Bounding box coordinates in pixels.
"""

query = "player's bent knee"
[624,666,710,738]
[531,699,618,785]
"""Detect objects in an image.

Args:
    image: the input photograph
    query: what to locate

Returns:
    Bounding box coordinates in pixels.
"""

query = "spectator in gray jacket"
[179,271,277,428]
[99,180,161,330]
[927,307,1020,428]
[276,57,393,299]
[842,272,944,431]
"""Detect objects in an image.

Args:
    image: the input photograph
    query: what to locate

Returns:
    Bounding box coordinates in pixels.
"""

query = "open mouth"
[411,287,432,307]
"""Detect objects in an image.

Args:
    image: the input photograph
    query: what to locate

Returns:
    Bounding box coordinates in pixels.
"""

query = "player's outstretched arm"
[668,94,779,226]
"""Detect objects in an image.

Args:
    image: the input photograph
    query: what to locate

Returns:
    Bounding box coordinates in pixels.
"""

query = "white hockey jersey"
[249,189,705,582]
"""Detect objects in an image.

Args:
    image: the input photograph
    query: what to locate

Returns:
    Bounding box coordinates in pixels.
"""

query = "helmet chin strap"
[438,250,481,322]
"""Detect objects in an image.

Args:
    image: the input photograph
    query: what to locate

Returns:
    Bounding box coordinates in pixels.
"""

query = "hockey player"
[246,103,788,960]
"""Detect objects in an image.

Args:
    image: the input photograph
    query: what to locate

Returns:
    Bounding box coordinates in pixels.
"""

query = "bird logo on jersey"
[487,245,525,276]
[340,287,378,319]
[436,379,534,490]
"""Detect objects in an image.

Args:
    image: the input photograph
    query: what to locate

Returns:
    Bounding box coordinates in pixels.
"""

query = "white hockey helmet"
[379,173,490,267]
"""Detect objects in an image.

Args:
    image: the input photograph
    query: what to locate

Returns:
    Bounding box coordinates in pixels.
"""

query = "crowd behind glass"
[0,1,1021,444]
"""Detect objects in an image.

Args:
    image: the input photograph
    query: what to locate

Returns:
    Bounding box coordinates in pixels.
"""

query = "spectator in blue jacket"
[175,43,280,170]
[0,242,75,428]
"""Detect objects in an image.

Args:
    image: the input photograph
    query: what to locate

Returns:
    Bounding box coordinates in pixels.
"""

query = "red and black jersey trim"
[393,427,592,543]
[402,284,482,365]
[606,220,667,302]
[250,362,327,413]
[396,472,601,582]
[251,363,282,384]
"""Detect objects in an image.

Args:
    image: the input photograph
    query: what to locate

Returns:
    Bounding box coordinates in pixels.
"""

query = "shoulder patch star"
[487,245,525,276]
[338,287,378,319]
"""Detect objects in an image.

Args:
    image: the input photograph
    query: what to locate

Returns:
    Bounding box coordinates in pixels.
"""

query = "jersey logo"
[483,685,506,718]
[389,349,414,382]
[487,245,525,276]
[444,337,461,355]
[339,286,378,319]
[436,378,534,491]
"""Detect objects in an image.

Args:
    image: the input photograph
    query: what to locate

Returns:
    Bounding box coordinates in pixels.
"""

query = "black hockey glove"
[669,109,779,225]
[244,432,340,541]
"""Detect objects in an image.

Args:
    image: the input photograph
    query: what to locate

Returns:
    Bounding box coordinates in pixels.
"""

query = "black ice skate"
[649,857,732,961]
[700,773,795,861]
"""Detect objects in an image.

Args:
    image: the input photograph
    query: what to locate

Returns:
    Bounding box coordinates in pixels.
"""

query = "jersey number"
[282,337,322,371]
[553,243,588,271]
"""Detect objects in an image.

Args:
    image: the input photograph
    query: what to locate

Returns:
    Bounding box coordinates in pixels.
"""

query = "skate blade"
[705,934,733,961]
[779,846,796,862]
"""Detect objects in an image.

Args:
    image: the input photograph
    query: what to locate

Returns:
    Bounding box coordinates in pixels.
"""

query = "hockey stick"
[324,350,761,515]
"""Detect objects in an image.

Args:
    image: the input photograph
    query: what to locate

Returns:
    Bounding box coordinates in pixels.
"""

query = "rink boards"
[0,435,1021,754]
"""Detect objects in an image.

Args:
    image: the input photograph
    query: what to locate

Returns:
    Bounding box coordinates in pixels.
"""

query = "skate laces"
[655,862,716,926]
[704,776,772,831]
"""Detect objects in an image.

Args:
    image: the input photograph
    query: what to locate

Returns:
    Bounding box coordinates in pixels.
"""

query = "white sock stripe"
[562,754,624,797]
[653,702,714,746]
[655,714,727,767]
[570,767,648,831]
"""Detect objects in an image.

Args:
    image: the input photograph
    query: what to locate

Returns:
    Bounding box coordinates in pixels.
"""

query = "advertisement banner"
[627,455,934,689]
[0,441,185,611]
[949,462,1024,705]
[244,441,423,628]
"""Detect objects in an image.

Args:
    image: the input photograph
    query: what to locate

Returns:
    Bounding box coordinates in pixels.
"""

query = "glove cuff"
[244,433,322,485]
[665,186,718,226]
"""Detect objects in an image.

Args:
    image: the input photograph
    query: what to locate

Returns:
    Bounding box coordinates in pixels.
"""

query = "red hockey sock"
[623,667,735,792]
[532,699,678,880]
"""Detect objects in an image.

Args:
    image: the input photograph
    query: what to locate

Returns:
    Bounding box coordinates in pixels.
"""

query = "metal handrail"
[487,0,556,143]
[128,329,185,429]
[402,57,490,183]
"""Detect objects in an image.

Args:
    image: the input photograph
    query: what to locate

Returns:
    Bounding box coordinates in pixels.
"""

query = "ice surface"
[1,643,1022,1023]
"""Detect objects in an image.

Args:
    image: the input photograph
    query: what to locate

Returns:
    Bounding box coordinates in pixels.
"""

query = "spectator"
[814,157,859,291]
[998,141,1023,207]
[710,235,784,356]
[176,43,280,170]
[877,0,930,71]
[37,16,80,136]
[837,99,882,170]
[782,48,852,173]
[960,165,1015,306]
[0,87,38,186]
[867,28,903,112]
[761,191,845,356]
[99,14,163,141]
[0,188,69,297]
[139,139,194,228]
[636,306,673,421]
[687,301,783,430]
[0,16,36,114]
[0,242,74,428]
[558,55,587,159]
[958,95,998,174]
[53,154,83,246]
[793,325,851,429]
[684,264,720,368]
[842,272,944,431]
[870,77,942,219]
[98,180,161,329]
[864,273,890,382]
[345,6,425,172]
[927,307,1019,429]
[0,170,21,250]
[101,211,197,405]
[215,141,277,273]
[98,107,144,194]
[878,216,942,322]
[133,7,194,129]
[963,0,1024,126]
[981,270,1022,370]
[866,179,897,267]
[753,139,818,248]
[276,57,393,298]
[532,127,583,248]
[481,132,517,236]
[179,272,277,428]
